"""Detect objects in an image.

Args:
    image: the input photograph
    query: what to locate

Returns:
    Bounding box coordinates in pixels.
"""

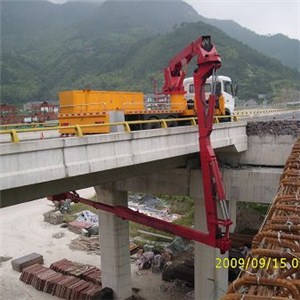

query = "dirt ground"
[0,188,191,300]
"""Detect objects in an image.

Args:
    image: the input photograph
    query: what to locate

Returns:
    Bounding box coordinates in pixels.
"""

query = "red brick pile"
[50,259,101,285]
[68,221,92,234]
[20,262,102,300]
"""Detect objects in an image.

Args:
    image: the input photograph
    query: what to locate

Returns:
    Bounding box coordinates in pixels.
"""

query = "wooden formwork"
[223,137,300,300]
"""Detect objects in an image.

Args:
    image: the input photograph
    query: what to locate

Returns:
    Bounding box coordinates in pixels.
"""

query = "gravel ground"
[0,188,189,300]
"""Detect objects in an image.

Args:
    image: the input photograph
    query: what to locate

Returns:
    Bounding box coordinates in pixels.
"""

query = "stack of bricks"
[20,261,102,300]
[50,259,101,285]
[67,221,92,234]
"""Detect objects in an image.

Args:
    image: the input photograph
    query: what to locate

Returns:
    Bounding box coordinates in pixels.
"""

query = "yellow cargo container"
[58,89,190,135]
[59,90,145,135]
[59,90,144,114]
[59,112,110,135]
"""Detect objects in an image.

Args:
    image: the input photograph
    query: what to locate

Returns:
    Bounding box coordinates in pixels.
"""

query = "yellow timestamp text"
[215,257,300,270]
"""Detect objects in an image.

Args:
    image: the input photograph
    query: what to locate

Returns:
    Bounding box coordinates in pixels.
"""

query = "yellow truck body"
[58,89,189,135]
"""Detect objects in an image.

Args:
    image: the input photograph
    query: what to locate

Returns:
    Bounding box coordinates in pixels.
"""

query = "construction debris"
[68,236,101,255]
[43,211,64,225]
[76,210,98,226]
[68,236,139,256]
[167,237,193,255]
[128,194,180,222]
[68,211,99,236]
[68,221,92,234]
[247,120,300,137]
[52,232,64,239]
[160,279,193,296]
[136,251,155,270]
[11,253,43,272]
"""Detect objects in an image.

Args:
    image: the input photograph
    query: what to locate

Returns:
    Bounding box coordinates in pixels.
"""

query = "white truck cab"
[183,75,236,116]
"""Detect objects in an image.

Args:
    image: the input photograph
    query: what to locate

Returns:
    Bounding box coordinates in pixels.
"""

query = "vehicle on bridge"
[183,75,236,118]
[58,45,236,135]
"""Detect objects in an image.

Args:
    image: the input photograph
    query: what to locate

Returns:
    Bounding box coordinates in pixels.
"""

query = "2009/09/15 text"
[215,257,300,270]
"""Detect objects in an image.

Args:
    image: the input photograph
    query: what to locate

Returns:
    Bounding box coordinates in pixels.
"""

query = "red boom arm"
[49,36,232,253]
[162,35,232,252]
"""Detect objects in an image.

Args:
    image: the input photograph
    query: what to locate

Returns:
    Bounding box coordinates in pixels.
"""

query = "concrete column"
[95,184,132,300]
[191,170,228,300]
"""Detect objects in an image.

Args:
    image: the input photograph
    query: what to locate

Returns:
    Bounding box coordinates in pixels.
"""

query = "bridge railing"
[234,108,284,116]
[0,121,58,130]
[0,115,238,143]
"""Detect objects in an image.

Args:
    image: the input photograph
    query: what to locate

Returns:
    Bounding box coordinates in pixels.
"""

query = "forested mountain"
[1,0,299,105]
[198,16,300,72]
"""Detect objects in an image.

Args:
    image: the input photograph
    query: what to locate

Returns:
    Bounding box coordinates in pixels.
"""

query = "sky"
[184,0,300,40]
[49,0,300,40]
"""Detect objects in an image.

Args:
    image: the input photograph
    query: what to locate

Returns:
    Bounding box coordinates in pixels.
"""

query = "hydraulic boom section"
[163,35,232,252]
[48,36,232,254]
[163,36,219,94]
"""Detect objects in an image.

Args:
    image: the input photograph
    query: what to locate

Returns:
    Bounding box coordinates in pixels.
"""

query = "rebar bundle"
[222,137,300,300]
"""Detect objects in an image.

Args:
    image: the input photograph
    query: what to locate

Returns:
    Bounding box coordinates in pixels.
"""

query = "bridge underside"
[1,151,282,208]
[1,123,248,206]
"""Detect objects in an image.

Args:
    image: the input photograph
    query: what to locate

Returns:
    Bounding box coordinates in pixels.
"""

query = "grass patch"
[129,194,194,243]
[237,202,269,215]
[173,209,194,227]
[156,194,194,216]
[129,222,174,240]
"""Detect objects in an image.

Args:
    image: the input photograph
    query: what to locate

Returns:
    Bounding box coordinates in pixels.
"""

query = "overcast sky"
[184,0,300,40]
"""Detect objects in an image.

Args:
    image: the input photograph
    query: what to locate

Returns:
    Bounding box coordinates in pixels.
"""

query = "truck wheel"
[142,117,161,130]
[167,116,178,127]
[220,111,231,123]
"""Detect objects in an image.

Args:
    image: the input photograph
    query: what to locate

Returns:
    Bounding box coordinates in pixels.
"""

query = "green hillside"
[1,0,299,105]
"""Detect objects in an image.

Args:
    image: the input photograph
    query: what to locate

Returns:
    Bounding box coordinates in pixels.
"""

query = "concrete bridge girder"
[115,167,282,204]
[0,122,247,206]
[218,134,296,166]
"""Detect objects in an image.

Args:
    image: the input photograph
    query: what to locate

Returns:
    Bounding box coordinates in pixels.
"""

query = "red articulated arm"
[162,35,232,252]
[193,36,232,252]
[162,36,218,94]
[48,36,232,253]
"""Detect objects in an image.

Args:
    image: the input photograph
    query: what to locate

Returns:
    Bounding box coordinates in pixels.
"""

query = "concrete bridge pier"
[95,184,132,300]
[191,172,228,300]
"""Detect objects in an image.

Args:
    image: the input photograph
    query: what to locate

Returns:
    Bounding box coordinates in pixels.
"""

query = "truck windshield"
[189,82,221,95]
[224,81,233,95]
[204,83,211,93]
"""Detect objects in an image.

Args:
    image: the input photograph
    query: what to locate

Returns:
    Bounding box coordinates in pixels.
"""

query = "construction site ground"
[0,188,191,300]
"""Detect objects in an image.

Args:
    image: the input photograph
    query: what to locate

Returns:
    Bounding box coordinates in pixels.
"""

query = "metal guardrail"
[234,108,283,116]
[0,121,58,130]
[0,115,238,143]
[0,108,288,131]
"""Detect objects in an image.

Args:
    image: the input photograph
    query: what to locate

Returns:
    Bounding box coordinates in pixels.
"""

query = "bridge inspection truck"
[59,41,236,135]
